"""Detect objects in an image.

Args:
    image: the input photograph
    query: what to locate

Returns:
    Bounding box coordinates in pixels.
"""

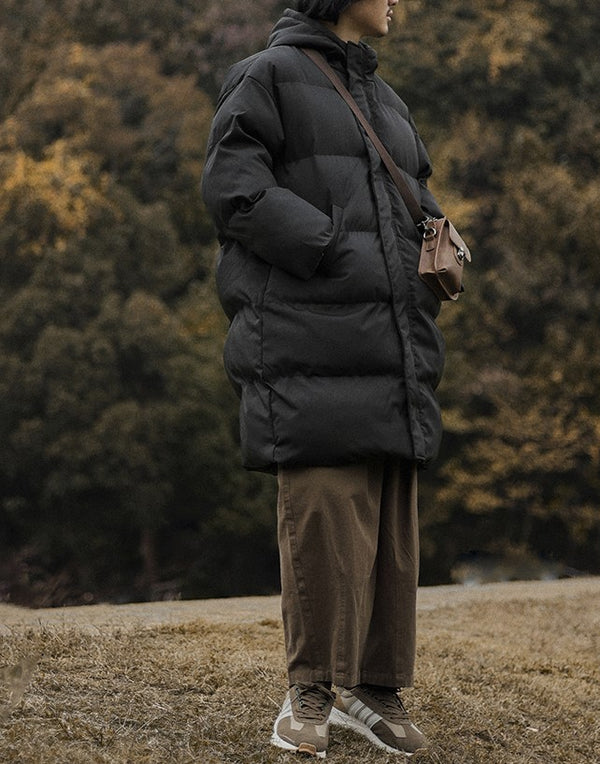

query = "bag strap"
[301,47,427,229]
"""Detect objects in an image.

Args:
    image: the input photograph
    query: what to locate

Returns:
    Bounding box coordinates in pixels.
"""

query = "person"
[202,0,447,757]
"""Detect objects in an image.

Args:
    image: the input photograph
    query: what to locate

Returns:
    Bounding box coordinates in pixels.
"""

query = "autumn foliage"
[0,0,598,604]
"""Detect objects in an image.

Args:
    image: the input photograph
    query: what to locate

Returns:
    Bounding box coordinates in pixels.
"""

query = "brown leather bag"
[301,48,471,301]
[419,217,471,301]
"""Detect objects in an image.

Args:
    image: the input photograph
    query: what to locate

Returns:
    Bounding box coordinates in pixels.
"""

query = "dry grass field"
[1,578,599,763]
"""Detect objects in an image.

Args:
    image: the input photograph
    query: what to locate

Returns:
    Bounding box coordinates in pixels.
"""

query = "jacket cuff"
[318,205,344,272]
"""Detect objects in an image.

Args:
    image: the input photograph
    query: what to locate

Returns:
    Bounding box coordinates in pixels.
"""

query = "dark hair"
[296,0,355,23]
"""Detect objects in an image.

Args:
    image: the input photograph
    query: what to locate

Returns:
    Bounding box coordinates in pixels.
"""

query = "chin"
[366,25,387,38]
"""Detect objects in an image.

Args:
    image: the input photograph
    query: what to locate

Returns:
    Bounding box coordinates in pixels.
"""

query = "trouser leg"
[277,459,418,689]
[360,458,419,687]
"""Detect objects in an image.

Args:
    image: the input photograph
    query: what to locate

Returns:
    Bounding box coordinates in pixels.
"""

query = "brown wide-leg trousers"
[277,457,419,689]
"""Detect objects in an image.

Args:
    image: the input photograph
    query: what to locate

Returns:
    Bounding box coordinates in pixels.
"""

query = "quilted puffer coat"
[201,10,446,472]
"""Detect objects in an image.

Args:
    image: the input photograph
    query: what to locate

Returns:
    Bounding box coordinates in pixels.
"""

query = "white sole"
[270,731,327,758]
[330,707,415,757]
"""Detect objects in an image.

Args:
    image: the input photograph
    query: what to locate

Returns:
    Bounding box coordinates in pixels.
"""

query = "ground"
[1,578,599,763]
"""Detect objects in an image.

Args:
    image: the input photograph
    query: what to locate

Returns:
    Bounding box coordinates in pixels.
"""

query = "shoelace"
[361,685,410,723]
[293,683,335,723]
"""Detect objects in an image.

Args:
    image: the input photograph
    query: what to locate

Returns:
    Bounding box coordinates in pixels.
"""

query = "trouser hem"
[288,670,414,690]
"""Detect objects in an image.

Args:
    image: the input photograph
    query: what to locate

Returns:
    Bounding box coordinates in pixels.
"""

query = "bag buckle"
[419,217,438,240]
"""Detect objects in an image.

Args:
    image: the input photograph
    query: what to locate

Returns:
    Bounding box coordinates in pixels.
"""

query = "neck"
[322,20,362,44]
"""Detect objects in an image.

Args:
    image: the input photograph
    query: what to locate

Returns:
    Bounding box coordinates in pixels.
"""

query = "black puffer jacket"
[202,10,446,472]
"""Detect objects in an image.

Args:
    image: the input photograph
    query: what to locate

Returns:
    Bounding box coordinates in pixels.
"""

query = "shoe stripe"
[347,697,382,730]
[347,697,412,739]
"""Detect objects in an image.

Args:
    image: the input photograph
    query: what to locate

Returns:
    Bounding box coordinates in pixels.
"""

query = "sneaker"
[331,685,428,756]
[271,683,335,758]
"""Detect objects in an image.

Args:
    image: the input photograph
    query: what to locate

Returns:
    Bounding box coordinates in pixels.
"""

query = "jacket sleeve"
[201,73,339,281]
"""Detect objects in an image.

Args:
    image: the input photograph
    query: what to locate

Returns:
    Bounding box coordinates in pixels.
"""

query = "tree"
[381,0,600,581]
[1,0,598,603]
[0,30,278,604]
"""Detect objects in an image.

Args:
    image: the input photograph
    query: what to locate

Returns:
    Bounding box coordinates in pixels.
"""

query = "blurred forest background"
[0,0,598,607]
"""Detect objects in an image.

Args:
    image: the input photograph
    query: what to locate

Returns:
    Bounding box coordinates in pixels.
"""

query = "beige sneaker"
[331,685,428,756]
[271,683,335,758]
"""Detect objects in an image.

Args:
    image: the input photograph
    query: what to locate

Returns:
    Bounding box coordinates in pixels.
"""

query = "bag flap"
[447,220,472,262]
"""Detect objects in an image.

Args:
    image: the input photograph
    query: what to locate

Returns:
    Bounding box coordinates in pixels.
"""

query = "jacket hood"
[268,9,378,73]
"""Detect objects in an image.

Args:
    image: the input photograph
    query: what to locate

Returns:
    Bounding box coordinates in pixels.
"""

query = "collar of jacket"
[267,9,378,77]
